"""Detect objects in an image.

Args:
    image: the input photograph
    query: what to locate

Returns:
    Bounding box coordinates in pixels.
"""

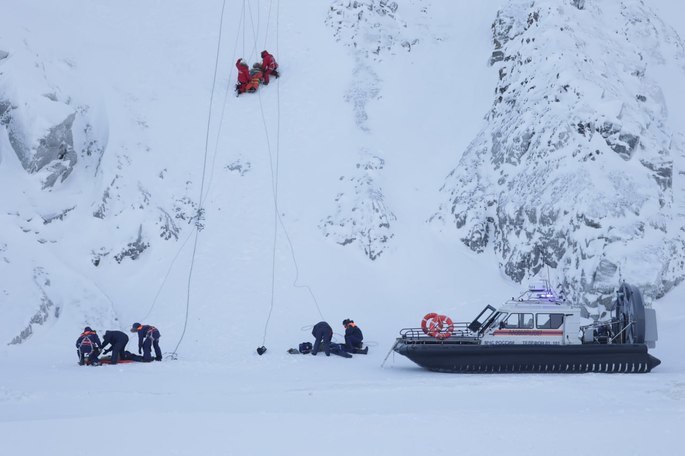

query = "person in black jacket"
[100,330,130,365]
[342,319,368,354]
[130,323,162,362]
[311,321,333,356]
[76,327,102,366]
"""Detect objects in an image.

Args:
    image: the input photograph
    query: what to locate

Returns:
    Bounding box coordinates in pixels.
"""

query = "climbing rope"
[263,0,274,49]
[259,0,325,350]
[203,0,247,205]
[171,0,229,358]
[141,230,195,321]
[143,0,244,328]
[246,0,261,63]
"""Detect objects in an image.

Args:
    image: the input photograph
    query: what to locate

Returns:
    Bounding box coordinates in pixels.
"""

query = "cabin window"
[536,313,564,329]
[502,313,534,329]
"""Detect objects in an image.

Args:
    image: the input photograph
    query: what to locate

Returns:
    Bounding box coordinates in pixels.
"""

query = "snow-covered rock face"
[320,154,396,260]
[322,0,423,259]
[435,0,685,307]
[0,45,107,189]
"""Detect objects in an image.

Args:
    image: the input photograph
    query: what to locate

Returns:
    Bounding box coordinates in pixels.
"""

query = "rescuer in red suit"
[260,50,279,85]
[235,58,251,95]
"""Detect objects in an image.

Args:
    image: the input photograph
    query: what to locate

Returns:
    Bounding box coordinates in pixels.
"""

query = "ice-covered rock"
[434,0,685,306]
[326,0,418,60]
[0,43,107,189]
[322,1,424,257]
[320,154,396,260]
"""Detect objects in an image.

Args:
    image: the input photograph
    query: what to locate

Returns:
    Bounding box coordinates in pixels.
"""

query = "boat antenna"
[546,264,551,291]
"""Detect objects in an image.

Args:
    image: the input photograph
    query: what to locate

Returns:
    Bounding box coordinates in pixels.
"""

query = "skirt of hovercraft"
[394,341,661,373]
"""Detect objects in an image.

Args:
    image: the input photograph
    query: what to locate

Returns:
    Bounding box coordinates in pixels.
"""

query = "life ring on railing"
[421,313,454,339]
[421,313,439,335]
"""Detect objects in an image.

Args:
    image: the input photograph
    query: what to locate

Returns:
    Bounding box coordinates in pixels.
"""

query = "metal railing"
[399,324,481,343]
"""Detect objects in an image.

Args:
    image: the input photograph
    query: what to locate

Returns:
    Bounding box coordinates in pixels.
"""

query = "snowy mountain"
[434,0,685,311]
[1,1,684,454]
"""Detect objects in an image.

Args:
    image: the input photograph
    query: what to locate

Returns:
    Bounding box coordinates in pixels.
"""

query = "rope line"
[172,0,229,358]
[203,1,247,206]
[260,0,324,348]
[263,0,274,49]
[142,229,195,321]
[143,0,244,326]
[257,85,278,347]
[246,0,261,63]
[275,0,324,322]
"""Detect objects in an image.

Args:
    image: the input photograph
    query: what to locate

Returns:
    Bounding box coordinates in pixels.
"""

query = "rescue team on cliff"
[76,319,367,366]
[235,50,279,96]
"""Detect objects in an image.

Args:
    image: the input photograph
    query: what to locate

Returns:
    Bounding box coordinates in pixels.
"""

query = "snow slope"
[1,1,684,455]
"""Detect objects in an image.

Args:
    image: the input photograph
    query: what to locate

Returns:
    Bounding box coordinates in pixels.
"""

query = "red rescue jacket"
[261,52,278,73]
[236,59,250,84]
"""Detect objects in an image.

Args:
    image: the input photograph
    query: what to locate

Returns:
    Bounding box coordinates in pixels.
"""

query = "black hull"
[394,340,661,373]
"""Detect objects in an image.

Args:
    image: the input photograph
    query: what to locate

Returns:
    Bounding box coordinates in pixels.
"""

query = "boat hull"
[394,340,661,373]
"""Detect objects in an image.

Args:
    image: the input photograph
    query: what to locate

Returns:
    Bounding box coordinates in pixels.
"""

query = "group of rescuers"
[235,50,279,96]
[76,318,367,366]
[78,53,372,366]
[76,323,162,366]
[304,319,368,358]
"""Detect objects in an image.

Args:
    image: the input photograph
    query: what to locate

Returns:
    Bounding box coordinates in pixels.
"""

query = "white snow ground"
[1,1,684,454]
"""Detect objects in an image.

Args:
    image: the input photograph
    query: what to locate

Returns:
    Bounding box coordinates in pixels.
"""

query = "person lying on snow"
[342,319,368,354]
[131,322,162,362]
[242,62,263,93]
[260,50,279,85]
[310,321,352,358]
[100,330,130,365]
[235,58,251,95]
[76,327,102,366]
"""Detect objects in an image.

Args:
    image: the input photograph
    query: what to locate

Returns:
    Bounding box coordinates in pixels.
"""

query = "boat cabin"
[475,281,581,345]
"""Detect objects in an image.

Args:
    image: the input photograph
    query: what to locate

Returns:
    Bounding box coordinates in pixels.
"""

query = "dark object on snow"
[131,323,162,361]
[311,321,333,356]
[76,328,102,366]
[123,350,148,362]
[287,348,300,354]
[329,343,353,358]
[98,351,149,364]
[101,330,130,365]
[257,346,267,355]
[298,342,313,354]
[391,282,660,373]
[342,320,367,354]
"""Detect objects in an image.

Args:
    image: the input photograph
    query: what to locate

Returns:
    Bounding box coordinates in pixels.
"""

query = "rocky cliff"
[435,0,685,309]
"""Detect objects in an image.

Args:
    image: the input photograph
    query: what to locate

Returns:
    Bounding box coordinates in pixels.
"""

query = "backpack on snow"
[298,342,313,354]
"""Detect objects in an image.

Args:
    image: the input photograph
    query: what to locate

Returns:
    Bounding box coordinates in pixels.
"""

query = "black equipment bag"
[298,342,313,354]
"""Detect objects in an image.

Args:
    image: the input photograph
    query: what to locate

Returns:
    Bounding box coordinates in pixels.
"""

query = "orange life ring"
[434,315,454,340]
[421,313,439,335]
[421,313,454,339]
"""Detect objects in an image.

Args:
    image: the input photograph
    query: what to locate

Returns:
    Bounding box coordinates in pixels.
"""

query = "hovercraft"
[392,282,660,373]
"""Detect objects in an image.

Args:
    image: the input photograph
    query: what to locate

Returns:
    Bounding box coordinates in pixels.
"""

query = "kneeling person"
[343,319,368,354]
[76,327,102,366]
